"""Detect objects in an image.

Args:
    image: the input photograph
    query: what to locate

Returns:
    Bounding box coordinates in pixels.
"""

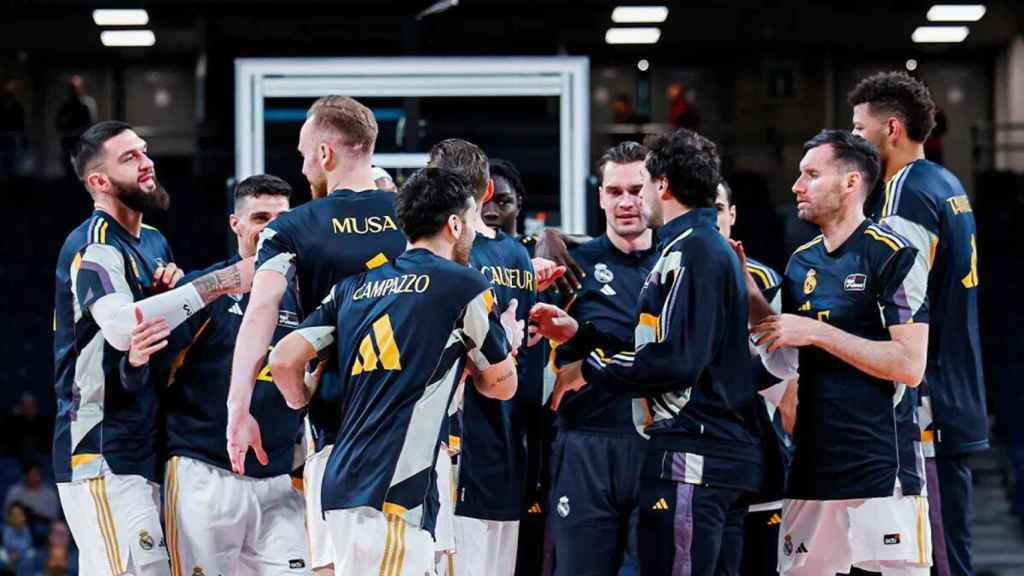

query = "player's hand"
[752,314,821,352]
[128,307,169,367]
[550,360,586,411]
[151,262,183,293]
[532,257,567,293]
[241,227,262,260]
[727,239,760,294]
[779,377,799,435]
[499,299,525,353]
[528,303,579,345]
[535,229,584,293]
[226,410,268,474]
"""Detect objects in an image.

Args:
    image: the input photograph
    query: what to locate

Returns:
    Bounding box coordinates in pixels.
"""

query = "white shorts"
[434,449,456,553]
[452,516,519,576]
[303,443,335,570]
[325,507,435,576]
[57,470,168,576]
[164,456,310,576]
[779,493,932,576]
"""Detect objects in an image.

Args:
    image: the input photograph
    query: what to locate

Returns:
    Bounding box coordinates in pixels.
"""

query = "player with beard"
[742,130,930,575]
[267,167,520,576]
[226,96,407,576]
[850,72,986,576]
[53,121,254,576]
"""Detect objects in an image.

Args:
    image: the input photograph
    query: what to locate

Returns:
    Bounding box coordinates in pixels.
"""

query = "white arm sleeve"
[751,337,800,381]
[90,283,205,351]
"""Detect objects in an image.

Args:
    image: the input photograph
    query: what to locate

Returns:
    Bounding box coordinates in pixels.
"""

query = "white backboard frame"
[235,57,590,232]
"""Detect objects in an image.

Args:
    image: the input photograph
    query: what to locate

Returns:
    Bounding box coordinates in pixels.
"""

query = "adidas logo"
[652,498,669,511]
[600,284,617,297]
[798,301,811,312]
[228,303,243,316]
[528,503,543,514]
[351,314,403,375]
[767,513,781,526]
[795,543,808,554]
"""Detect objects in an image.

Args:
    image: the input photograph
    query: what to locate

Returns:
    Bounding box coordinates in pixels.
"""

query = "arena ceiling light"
[92,9,149,26]
[911,26,969,43]
[100,30,156,47]
[926,5,986,22]
[605,27,661,45]
[611,6,669,23]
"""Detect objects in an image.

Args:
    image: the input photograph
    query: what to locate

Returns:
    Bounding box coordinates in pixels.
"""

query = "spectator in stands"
[0,78,27,179]
[5,393,52,464]
[4,464,58,522]
[55,75,96,177]
[34,519,77,576]
[2,503,35,572]
[42,544,72,576]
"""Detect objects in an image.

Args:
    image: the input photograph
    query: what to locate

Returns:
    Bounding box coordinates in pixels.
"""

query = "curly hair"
[395,167,474,242]
[643,128,721,208]
[803,130,881,194]
[847,71,936,142]
[489,158,525,205]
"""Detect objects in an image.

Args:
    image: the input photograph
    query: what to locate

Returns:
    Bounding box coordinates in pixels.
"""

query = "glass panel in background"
[263,95,561,231]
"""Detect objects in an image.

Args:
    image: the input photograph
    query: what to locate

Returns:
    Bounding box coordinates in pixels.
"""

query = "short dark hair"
[643,128,721,208]
[6,501,28,518]
[489,158,525,205]
[71,121,132,181]
[395,167,474,243]
[803,130,881,194]
[847,71,937,142]
[597,141,648,181]
[234,174,293,211]
[428,138,490,201]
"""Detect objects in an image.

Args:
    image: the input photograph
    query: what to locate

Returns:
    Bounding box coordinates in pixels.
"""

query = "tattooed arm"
[469,357,518,401]
[87,255,255,351]
[191,258,254,304]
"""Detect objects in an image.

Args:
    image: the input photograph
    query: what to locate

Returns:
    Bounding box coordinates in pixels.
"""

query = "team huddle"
[52,71,986,576]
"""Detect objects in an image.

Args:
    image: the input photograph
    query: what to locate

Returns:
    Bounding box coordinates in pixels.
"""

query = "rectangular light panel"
[912,26,969,42]
[926,5,986,22]
[605,27,661,44]
[100,30,156,47]
[93,9,150,26]
[611,6,669,23]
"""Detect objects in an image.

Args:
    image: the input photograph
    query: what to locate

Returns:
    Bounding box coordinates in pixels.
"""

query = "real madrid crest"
[557,495,571,518]
[594,263,614,284]
[803,268,817,295]
[138,530,155,551]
